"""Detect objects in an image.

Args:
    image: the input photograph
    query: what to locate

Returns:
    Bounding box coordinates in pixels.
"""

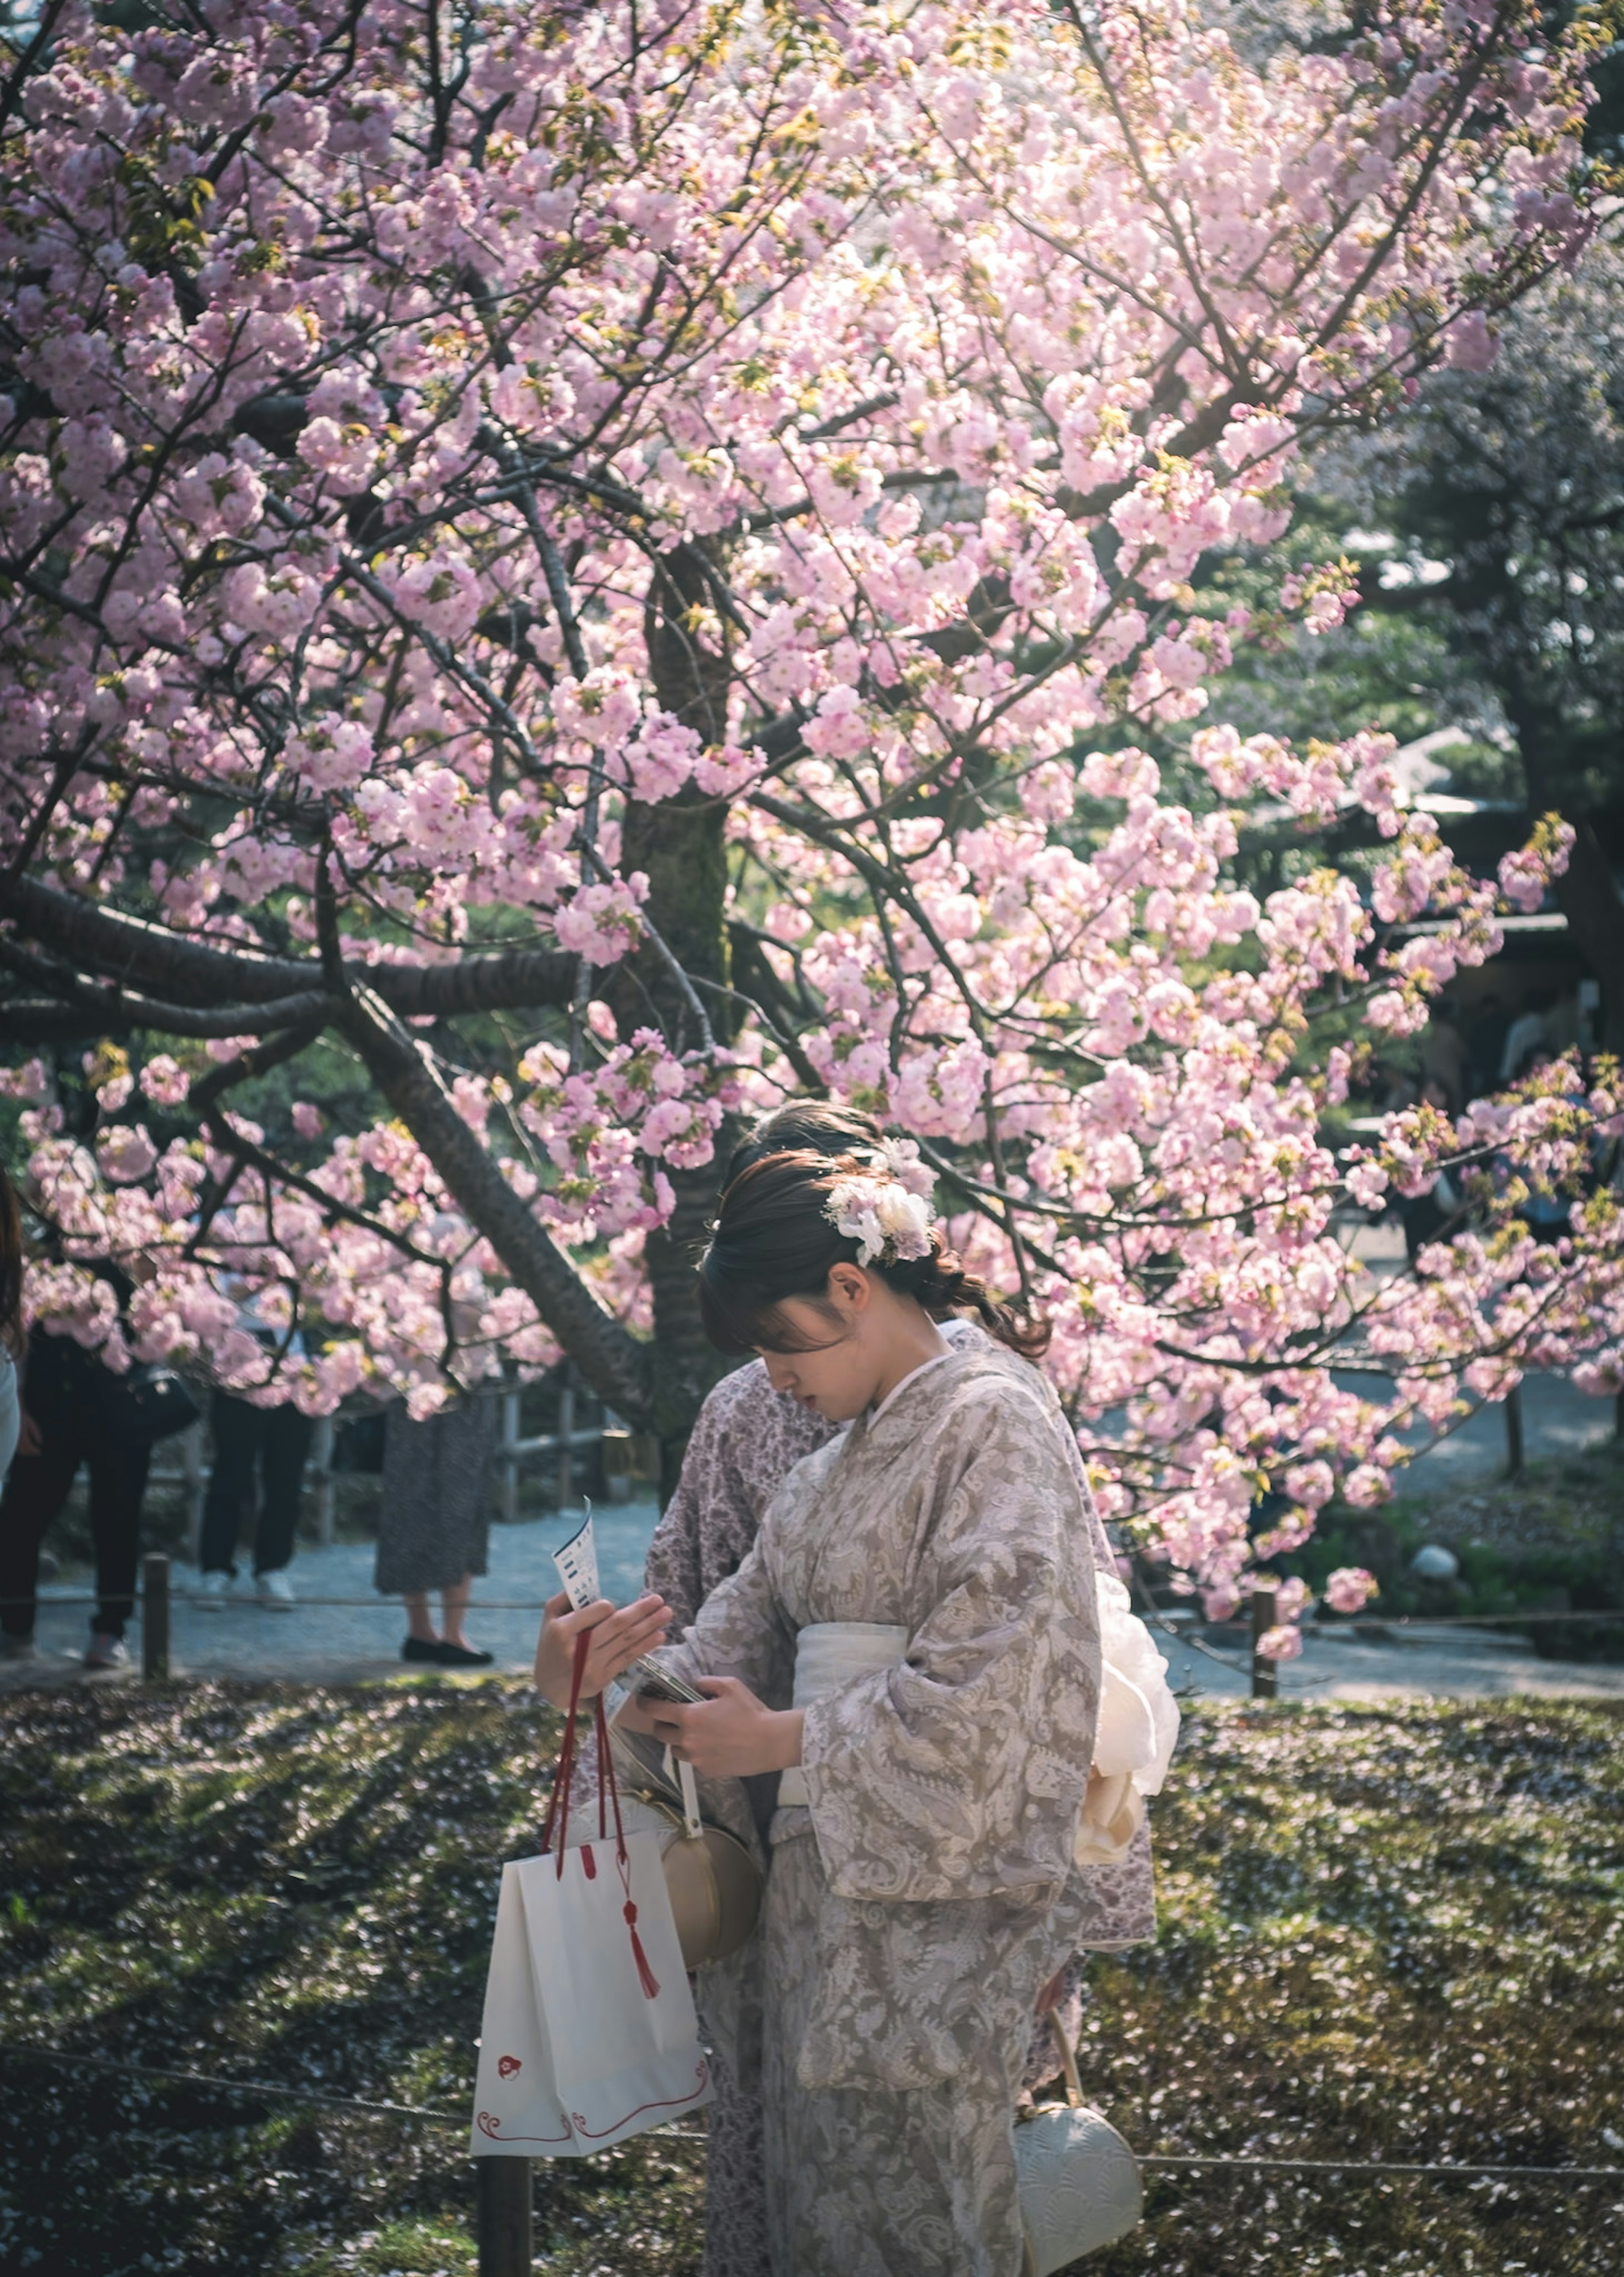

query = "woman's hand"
[623,1675,803,1780]
[532,1589,670,1710]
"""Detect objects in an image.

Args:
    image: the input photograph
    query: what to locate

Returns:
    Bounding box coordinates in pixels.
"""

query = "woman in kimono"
[646,1106,1157,2277]
[536,1146,1104,2275]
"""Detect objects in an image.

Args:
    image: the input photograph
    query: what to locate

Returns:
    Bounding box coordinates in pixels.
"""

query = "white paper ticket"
[552,1505,600,1610]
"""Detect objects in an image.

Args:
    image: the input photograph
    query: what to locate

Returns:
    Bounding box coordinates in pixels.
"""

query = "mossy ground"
[0,1684,1619,2276]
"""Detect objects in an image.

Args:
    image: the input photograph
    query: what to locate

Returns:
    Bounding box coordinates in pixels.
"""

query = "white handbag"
[1015,2018,1144,2275]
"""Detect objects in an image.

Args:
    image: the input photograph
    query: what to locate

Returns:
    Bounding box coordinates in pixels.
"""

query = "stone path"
[10,1496,662,1689]
[9,1484,1621,1700]
[1151,1612,1624,1704]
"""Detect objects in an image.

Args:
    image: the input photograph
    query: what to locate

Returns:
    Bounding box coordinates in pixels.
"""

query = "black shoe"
[401,1635,494,1667]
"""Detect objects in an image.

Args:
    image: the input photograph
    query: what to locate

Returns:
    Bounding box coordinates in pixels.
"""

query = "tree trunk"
[608,538,741,1493]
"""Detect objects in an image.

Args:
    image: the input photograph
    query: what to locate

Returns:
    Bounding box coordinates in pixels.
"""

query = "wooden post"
[1505,1382,1525,1481]
[142,1552,170,1682]
[311,1414,336,1548]
[500,1390,521,1525]
[476,2157,531,2277]
[556,1366,576,1511]
[1250,1586,1278,1700]
[181,1424,206,1567]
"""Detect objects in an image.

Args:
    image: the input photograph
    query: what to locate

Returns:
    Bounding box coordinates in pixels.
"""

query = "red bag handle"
[538,1629,660,1998]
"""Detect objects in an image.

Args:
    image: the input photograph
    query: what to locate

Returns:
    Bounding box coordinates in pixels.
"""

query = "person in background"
[1513,1046,1582,1242]
[1464,990,1510,1101]
[1500,986,1556,1084]
[376,1393,499,1666]
[1421,998,1467,1116]
[1399,1076,1462,1261]
[0,1321,153,1670]
[197,1295,313,1609]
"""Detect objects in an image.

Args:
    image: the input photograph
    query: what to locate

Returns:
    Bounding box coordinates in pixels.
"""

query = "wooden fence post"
[1504,1383,1525,1481]
[181,1423,206,1566]
[500,1390,521,1526]
[142,1552,170,1682]
[311,1413,336,1547]
[476,2157,531,2277]
[556,1366,576,1511]
[1250,1586,1278,1701]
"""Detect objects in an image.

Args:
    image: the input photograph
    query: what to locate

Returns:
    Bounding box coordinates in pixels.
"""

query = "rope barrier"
[2,2045,1616,2183]
[1136,2153,1624,2179]
[0,2043,706,2134]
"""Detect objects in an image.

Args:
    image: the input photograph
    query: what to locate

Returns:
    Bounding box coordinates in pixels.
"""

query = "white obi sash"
[775,1584,1179,1862]
[776,1622,909,1807]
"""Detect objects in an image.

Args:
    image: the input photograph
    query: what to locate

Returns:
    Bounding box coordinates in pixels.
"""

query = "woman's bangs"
[698,1260,841,1357]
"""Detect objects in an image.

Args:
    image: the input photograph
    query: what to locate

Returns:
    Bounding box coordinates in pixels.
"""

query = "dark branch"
[336,985,653,1421]
[0,873,579,1019]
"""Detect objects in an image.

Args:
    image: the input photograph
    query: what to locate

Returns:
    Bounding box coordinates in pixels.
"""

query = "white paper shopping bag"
[471,1631,712,2157]
[472,1862,573,2153]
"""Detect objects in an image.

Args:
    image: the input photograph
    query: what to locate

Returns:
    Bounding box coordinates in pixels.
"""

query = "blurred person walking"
[197,1296,313,1609]
[0,1229,195,1669]
[377,1393,499,1667]
[197,1390,315,1609]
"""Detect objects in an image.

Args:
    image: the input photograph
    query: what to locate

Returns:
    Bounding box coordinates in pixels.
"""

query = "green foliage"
[0,1689,1620,2274]
[1297,1441,1624,1649]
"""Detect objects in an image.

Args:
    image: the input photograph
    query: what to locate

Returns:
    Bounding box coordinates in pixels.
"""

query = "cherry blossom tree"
[0,0,1619,1615]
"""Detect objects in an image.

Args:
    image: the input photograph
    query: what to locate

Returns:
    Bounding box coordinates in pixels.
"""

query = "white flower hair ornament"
[868,1134,937,1199]
[824,1160,938,1268]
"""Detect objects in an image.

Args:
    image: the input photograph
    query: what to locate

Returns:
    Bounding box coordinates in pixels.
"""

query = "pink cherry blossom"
[1325,1567,1380,1615]
[0,0,1611,1607]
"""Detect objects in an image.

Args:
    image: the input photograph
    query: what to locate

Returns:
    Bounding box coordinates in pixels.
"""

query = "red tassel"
[581,1844,596,1880]
[623,1901,661,2000]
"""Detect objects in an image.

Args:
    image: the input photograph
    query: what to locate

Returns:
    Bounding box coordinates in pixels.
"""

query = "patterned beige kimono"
[648,1339,1103,2277]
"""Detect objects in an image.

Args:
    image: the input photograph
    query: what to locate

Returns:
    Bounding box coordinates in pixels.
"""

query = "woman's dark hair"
[699,1150,1050,1362]
[724,1099,884,1184]
[0,1164,24,1359]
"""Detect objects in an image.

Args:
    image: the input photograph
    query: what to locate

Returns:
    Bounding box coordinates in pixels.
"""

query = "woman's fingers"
[535,1593,669,1706]
[591,1594,669,1651]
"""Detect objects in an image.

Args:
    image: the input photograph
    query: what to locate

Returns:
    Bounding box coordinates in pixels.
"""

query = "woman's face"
[754,1270,882,1422]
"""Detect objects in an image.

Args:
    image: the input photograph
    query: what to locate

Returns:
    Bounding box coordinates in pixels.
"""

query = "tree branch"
[335,984,653,1420]
[0,873,578,1018]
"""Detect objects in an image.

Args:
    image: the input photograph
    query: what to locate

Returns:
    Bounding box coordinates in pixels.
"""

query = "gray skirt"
[374,1398,499,1596]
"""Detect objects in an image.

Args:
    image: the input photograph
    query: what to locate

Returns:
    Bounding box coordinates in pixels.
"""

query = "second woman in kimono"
[536,1145,1105,2275]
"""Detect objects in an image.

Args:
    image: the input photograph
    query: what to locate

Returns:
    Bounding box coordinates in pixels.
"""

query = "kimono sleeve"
[638,1524,798,1712]
[643,1365,833,1626]
[798,1383,1100,1904]
[642,1379,735,1631]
